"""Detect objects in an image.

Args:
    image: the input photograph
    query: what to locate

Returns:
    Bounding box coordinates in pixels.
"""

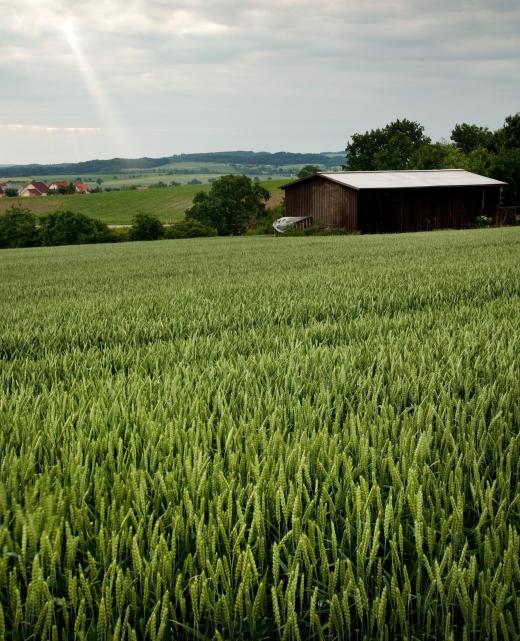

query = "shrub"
[0,206,40,248]
[128,212,164,241]
[247,202,285,235]
[39,211,111,246]
[475,215,493,228]
[165,220,217,239]
[108,227,131,242]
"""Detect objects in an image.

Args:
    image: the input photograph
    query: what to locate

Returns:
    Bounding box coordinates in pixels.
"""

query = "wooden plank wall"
[284,177,358,231]
[357,186,502,233]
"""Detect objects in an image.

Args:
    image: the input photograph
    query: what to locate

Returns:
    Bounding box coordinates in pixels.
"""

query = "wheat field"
[0,229,519,640]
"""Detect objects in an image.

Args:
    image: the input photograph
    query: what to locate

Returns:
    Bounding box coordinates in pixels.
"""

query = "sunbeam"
[60,17,135,156]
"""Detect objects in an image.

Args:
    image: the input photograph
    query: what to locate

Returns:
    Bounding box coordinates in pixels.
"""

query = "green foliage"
[297,165,321,179]
[462,146,496,177]
[497,112,520,151]
[345,119,430,170]
[450,123,495,154]
[493,148,520,205]
[247,200,286,235]
[128,212,164,240]
[0,179,286,226]
[39,210,110,246]
[0,229,519,641]
[165,219,217,239]
[412,143,465,169]
[475,214,493,227]
[57,182,76,195]
[186,174,270,235]
[0,205,39,248]
[4,188,19,197]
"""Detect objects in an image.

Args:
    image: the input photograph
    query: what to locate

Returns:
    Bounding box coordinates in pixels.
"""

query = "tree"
[297,165,320,179]
[496,113,520,151]
[345,119,430,170]
[492,149,520,205]
[96,178,104,186]
[128,212,164,241]
[462,147,496,177]
[0,206,39,248]
[186,175,270,236]
[412,143,465,169]
[450,123,495,154]
[39,211,110,246]
[58,183,75,195]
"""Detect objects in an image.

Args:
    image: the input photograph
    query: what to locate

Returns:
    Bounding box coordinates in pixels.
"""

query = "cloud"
[0,124,101,133]
[1,0,519,163]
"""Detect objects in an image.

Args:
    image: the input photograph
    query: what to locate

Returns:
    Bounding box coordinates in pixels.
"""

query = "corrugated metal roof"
[285,169,507,190]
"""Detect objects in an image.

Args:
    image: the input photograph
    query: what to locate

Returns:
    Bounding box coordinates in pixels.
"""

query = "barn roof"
[283,169,507,191]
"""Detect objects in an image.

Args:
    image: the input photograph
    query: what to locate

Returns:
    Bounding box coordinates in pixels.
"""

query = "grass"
[0,179,286,225]
[0,228,519,640]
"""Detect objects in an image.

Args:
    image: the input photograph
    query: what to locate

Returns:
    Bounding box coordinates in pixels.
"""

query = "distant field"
[0,163,297,189]
[0,179,286,225]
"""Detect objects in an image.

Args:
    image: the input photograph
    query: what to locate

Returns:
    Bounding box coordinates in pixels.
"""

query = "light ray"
[61,17,135,156]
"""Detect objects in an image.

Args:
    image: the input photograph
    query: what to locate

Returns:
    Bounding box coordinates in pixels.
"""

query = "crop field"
[0,179,286,225]
[0,228,519,640]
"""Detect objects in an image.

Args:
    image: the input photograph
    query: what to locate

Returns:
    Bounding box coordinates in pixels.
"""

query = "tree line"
[0,175,274,249]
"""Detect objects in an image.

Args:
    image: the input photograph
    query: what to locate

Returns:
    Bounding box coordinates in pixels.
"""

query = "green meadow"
[0,228,519,640]
[0,179,286,225]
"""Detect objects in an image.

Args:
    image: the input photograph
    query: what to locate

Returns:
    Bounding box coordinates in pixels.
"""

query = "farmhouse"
[74,181,90,194]
[280,169,507,233]
[19,181,50,197]
[48,181,72,192]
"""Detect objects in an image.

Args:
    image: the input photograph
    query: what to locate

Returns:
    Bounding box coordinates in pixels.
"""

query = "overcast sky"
[1,0,519,165]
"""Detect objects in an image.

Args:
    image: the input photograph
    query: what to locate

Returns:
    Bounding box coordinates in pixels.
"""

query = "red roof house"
[19,181,50,197]
[74,182,90,194]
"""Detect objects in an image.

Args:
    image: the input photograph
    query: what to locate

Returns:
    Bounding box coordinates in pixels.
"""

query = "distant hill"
[0,151,343,177]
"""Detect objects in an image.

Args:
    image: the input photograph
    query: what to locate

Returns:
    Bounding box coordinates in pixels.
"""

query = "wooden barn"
[281,170,507,233]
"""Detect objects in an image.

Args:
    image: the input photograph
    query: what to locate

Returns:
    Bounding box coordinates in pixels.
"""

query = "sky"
[0,0,519,165]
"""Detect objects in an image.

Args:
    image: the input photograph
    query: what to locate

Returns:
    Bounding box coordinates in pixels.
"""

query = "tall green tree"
[345,119,430,170]
[186,175,270,236]
[412,143,465,169]
[496,112,520,151]
[450,123,495,154]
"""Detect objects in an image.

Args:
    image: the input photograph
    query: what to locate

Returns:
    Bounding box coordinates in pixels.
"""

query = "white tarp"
[273,216,310,233]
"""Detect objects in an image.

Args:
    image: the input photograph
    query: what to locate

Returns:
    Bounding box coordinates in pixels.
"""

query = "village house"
[48,181,72,192]
[74,181,90,194]
[19,181,50,197]
[49,181,91,194]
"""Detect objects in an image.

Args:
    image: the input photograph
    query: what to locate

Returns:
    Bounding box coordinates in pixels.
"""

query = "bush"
[165,220,217,239]
[39,211,111,246]
[0,206,40,248]
[475,215,493,228]
[128,212,164,241]
[247,201,284,235]
[108,227,131,242]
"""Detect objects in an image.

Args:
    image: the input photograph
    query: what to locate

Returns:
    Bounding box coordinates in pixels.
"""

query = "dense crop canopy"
[0,229,519,640]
